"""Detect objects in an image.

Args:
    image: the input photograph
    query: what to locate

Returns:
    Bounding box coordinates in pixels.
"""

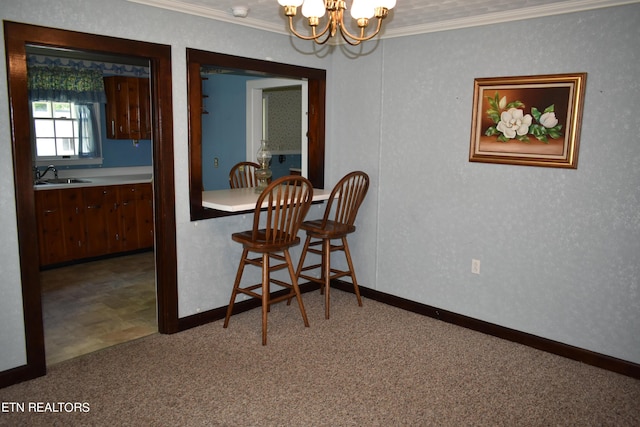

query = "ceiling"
[128,0,637,40]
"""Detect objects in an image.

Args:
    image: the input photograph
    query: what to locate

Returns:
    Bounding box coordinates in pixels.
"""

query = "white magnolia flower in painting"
[539,111,559,128]
[496,108,533,139]
[499,95,507,110]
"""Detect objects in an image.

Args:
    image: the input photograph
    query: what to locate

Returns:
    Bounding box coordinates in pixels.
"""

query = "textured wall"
[331,4,640,363]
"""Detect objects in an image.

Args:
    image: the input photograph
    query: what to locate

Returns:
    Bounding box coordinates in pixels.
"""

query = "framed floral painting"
[469,73,587,168]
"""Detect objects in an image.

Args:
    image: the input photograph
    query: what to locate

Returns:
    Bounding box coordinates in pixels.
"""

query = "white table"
[202,187,332,212]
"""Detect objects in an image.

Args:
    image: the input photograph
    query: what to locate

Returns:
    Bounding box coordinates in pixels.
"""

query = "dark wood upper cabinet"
[104,76,152,140]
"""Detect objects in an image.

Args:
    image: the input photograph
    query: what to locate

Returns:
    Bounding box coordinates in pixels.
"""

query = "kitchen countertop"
[202,187,332,212]
[33,167,153,190]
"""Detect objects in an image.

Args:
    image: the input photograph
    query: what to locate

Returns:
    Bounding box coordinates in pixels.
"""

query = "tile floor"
[40,251,157,365]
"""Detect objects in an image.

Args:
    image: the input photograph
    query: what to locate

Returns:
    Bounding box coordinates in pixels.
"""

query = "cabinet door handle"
[44,209,57,214]
[111,120,115,136]
[87,204,101,209]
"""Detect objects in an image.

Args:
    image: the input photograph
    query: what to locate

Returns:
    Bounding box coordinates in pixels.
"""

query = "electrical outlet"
[214,157,219,168]
[471,259,481,274]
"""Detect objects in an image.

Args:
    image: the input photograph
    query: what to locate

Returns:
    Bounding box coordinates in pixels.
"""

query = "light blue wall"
[202,75,304,190]
[1,0,638,375]
[202,74,249,190]
[101,103,153,169]
[330,5,640,363]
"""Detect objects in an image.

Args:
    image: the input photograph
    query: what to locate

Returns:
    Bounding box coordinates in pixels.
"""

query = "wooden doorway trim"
[2,21,178,387]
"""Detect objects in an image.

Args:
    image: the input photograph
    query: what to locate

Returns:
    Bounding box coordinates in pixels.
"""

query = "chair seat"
[232,230,300,253]
[300,219,356,239]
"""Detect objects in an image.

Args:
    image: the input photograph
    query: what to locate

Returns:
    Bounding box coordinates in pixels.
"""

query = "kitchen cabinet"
[136,183,155,248]
[35,190,67,266]
[36,188,86,265]
[104,76,151,140]
[118,183,154,251]
[36,183,153,268]
[83,186,119,257]
[59,188,87,261]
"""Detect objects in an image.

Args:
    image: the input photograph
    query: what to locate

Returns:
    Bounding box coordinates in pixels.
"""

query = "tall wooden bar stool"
[295,171,370,319]
[223,175,314,345]
[229,161,260,189]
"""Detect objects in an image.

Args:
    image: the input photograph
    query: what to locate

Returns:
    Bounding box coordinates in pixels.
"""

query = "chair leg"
[342,237,363,306]
[323,238,331,319]
[224,248,249,328]
[261,253,269,345]
[285,249,309,327]
[289,234,312,306]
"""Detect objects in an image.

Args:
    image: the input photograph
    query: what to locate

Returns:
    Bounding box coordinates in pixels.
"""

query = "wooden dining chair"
[228,161,260,189]
[223,175,314,345]
[294,171,370,319]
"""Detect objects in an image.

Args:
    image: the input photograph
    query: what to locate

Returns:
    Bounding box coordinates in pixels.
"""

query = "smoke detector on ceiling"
[231,6,249,18]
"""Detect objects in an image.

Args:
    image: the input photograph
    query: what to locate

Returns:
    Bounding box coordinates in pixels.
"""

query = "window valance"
[28,66,107,104]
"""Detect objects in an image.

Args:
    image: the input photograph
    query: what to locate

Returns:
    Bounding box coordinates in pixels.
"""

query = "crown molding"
[382,0,640,39]
[129,0,639,41]
[127,0,289,34]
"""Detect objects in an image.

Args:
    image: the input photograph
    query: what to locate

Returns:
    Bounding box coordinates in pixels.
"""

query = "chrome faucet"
[37,165,58,180]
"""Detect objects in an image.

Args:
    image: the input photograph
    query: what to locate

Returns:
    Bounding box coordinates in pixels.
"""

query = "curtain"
[76,103,101,159]
[27,66,107,103]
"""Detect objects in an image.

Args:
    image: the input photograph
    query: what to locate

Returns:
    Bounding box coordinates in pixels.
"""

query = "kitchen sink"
[34,178,92,185]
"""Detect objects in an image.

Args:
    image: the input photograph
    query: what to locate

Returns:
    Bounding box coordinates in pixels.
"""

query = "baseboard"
[177,282,321,331]
[330,280,640,380]
[0,363,46,389]
[178,279,639,379]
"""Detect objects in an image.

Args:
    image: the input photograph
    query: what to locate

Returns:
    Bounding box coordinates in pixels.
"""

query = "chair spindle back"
[252,175,313,245]
[229,161,260,189]
[322,171,369,227]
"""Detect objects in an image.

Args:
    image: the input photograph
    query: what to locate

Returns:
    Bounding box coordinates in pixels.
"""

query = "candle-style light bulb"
[301,0,326,18]
[351,0,375,19]
[278,0,303,6]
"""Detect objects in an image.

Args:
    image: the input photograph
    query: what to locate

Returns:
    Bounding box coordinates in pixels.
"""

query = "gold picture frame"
[469,73,587,168]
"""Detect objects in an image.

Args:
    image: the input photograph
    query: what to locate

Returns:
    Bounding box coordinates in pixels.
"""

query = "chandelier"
[277,0,396,46]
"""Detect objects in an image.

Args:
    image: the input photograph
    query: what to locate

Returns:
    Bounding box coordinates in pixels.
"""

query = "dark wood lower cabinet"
[118,184,154,251]
[59,188,86,262]
[136,183,155,249]
[35,189,67,266]
[35,183,153,268]
[84,186,119,258]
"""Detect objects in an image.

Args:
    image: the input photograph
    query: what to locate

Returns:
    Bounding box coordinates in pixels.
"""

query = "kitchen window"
[31,100,103,166]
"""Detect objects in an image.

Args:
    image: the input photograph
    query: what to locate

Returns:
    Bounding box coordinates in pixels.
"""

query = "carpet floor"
[1,289,638,426]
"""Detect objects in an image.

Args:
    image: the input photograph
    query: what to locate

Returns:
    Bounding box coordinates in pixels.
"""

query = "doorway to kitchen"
[4,21,178,385]
[28,46,159,365]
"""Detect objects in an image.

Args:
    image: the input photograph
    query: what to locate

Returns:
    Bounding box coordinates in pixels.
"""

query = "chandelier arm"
[286,16,332,42]
[339,17,383,44]
[312,27,333,45]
